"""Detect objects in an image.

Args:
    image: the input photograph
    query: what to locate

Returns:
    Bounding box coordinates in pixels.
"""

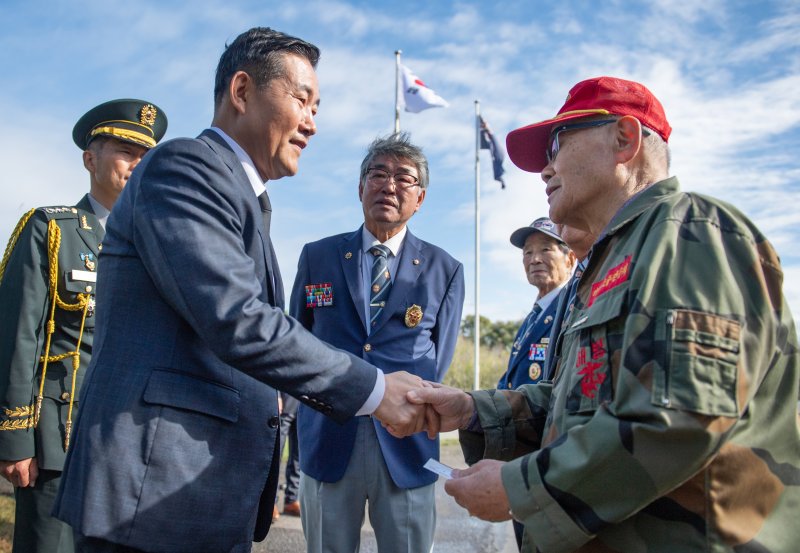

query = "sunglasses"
[546,119,618,164]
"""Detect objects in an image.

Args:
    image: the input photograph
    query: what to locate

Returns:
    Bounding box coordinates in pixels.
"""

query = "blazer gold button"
[268,416,280,428]
[60,392,70,401]
[364,344,372,352]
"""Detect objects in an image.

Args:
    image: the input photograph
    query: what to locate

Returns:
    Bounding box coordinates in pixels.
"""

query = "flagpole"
[474,100,481,390]
[394,50,402,133]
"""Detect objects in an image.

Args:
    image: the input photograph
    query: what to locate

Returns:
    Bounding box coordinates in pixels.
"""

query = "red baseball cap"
[506,76,672,173]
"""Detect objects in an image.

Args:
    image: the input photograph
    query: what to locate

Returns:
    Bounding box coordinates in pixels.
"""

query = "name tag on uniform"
[70,270,97,283]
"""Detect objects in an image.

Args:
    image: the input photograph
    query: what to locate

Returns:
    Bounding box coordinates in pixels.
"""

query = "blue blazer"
[53,131,378,552]
[497,299,558,389]
[290,227,464,489]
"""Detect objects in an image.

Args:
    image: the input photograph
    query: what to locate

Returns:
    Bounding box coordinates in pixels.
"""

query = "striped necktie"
[369,245,392,327]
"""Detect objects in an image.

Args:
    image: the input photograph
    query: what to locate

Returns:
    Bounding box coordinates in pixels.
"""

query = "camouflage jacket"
[0,195,103,470]
[460,177,800,552]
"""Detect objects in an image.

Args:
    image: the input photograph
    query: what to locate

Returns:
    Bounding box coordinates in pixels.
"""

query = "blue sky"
[2,0,800,329]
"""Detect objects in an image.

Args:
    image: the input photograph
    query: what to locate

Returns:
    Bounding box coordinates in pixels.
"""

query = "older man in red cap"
[408,76,800,552]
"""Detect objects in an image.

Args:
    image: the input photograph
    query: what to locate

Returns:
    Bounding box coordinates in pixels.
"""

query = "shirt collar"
[209,127,266,197]
[361,225,407,257]
[87,194,110,229]
[537,281,566,313]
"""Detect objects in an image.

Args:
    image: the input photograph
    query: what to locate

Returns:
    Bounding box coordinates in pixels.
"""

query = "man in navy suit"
[498,218,575,393]
[52,27,428,553]
[291,133,464,553]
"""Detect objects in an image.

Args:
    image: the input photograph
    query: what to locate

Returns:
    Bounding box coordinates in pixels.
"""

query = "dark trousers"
[13,468,73,553]
[513,520,524,551]
[277,393,300,505]
[74,533,253,553]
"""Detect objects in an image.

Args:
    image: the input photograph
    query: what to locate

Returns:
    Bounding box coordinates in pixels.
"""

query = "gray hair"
[359,133,429,190]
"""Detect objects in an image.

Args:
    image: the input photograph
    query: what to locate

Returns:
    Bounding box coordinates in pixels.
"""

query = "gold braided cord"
[30,221,91,449]
[0,208,36,284]
[34,220,61,427]
[64,293,90,451]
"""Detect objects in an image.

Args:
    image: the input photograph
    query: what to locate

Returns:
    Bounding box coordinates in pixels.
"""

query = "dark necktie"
[257,191,284,309]
[542,263,584,380]
[369,245,392,327]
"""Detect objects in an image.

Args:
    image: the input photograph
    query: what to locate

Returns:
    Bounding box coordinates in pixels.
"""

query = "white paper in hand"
[423,458,454,480]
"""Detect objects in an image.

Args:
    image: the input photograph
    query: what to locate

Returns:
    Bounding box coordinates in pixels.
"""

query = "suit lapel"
[198,130,280,306]
[372,230,424,334]
[339,229,366,331]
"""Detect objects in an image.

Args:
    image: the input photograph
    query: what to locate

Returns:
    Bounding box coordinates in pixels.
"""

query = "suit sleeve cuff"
[356,367,384,416]
[501,455,592,553]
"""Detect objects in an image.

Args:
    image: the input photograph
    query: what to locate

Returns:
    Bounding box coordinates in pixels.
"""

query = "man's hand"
[444,460,512,522]
[373,371,427,438]
[407,383,476,438]
[0,457,38,488]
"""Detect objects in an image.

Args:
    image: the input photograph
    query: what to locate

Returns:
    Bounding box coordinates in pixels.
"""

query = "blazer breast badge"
[405,304,423,328]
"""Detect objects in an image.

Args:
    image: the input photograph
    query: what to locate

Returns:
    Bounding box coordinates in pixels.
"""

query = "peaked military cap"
[72,98,168,150]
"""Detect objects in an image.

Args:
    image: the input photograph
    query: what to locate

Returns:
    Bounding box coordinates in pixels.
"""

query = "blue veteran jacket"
[497,300,558,390]
[53,131,378,553]
[290,227,464,489]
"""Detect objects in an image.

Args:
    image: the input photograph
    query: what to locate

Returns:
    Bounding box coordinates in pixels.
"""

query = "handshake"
[372,371,475,439]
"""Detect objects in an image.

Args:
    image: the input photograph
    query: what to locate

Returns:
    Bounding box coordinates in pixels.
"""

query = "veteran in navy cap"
[0,98,166,553]
[499,217,575,389]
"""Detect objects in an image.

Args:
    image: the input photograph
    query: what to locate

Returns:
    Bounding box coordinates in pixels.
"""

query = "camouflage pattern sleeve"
[497,178,800,552]
[458,383,553,466]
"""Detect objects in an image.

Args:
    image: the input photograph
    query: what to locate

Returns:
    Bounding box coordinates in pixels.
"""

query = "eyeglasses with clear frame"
[365,167,420,190]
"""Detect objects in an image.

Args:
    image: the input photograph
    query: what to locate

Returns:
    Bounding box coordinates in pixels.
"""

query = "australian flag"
[479,116,506,189]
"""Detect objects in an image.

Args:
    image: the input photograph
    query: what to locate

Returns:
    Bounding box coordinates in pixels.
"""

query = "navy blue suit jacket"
[497,299,558,389]
[53,131,378,552]
[290,227,464,489]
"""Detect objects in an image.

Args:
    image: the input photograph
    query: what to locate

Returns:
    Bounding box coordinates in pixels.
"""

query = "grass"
[443,336,509,391]
[0,493,13,552]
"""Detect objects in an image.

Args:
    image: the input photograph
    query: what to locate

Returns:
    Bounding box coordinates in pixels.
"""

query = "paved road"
[257,436,517,553]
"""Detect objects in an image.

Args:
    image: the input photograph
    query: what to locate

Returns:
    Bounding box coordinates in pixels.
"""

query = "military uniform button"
[60,392,70,401]
[507,383,513,389]
[85,285,93,293]
[364,344,372,352]
[268,416,280,428]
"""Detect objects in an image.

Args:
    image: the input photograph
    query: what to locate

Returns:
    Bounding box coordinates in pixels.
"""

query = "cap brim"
[509,226,564,248]
[506,112,597,173]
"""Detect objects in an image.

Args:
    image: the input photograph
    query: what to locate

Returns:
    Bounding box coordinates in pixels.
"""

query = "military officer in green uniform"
[0,99,167,552]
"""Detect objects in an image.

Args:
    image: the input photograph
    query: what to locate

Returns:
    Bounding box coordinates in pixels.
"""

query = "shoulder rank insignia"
[80,252,96,271]
[305,283,333,308]
[344,252,353,259]
[405,304,423,328]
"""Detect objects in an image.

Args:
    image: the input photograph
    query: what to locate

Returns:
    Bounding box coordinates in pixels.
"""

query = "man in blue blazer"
[498,218,575,391]
[52,28,428,553]
[291,134,464,553]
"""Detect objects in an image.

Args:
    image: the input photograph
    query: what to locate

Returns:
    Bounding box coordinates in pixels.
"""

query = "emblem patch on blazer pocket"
[405,304,423,328]
[305,283,333,308]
